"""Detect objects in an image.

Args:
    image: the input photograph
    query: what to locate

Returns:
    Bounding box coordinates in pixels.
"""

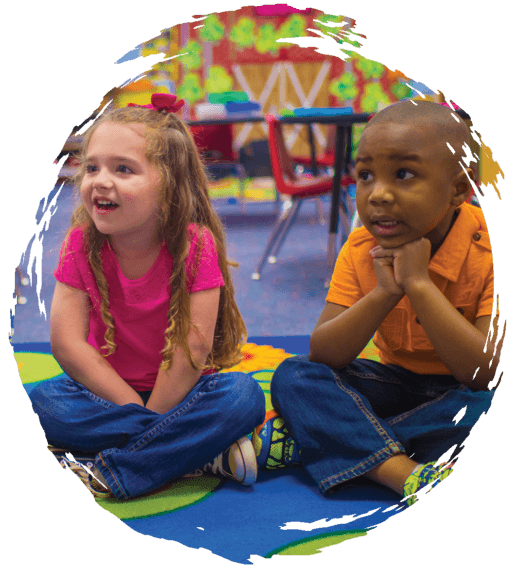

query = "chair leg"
[268,199,302,263]
[339,188,356,237]
[339,202,351,240]
[251,199,296,280]
[15,266,29,305]
[316,198,326,225]
[235,164,247,213]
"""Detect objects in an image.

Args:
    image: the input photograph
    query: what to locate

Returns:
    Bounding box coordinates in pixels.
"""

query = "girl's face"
[81,121,162,247]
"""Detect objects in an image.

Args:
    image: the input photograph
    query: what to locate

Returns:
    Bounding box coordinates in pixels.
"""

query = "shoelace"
[66,462,111,498]
[203,452,225,476]
[186,451,227,478]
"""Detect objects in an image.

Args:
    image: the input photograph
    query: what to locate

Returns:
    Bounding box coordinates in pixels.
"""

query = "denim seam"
[97,453,128,500]
[316,369,405,493]
[319,441,404,493]
[63,378,119,411]
[83,390,118,410]
[332,370,397,447]
[387,388,455,426]
[345,368,403,386]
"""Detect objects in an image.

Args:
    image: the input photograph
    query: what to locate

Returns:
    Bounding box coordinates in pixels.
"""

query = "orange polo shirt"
[326,203,494,375]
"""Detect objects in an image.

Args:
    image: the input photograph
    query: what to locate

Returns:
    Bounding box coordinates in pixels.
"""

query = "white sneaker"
[185,436,258,485]
[58,453,112,498]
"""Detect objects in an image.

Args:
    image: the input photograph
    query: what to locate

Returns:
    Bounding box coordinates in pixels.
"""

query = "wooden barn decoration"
[114,6,432,160]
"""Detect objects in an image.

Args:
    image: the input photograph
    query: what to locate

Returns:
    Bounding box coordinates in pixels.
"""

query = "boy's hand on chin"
[370,238,431,292]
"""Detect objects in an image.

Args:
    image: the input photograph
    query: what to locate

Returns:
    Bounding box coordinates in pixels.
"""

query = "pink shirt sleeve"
[53,226,102,311]
[185,225,225,293]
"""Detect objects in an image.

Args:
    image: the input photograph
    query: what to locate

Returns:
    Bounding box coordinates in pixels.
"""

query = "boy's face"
[355,120,469,250]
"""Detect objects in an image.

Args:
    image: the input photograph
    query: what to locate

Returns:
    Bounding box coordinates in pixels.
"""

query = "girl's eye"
[117,165,133,174]
[398,169,414,180]
[85,164,97,173]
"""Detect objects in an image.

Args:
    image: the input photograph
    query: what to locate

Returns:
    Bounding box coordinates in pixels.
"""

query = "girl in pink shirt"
[29,94,265,501]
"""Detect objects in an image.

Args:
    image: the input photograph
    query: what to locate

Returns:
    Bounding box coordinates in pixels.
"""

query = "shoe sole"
[233,436,258,485]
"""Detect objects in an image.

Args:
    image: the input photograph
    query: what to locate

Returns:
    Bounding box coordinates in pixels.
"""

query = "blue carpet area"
[15,338,403,563]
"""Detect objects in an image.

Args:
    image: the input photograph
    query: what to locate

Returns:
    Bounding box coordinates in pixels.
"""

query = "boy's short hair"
[365,100,471,166]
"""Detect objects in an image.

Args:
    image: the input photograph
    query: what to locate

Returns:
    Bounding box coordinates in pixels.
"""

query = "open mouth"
[94,198,119,211]
[373,220,401,228]
[370,217,405,236]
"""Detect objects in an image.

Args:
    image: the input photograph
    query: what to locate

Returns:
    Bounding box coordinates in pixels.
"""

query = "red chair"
[252,114,355,280]
[291,124,336,171]
[189,123,246,197]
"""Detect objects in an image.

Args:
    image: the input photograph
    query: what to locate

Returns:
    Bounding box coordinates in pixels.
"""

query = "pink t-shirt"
[54,224,224,391]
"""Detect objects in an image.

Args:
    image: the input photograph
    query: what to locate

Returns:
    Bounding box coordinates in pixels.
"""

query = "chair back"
[190,123,237,162]
[266,114,297,192]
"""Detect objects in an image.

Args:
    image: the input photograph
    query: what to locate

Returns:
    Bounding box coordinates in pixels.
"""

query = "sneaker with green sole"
[403,461,453,506]
[251,410,301,469]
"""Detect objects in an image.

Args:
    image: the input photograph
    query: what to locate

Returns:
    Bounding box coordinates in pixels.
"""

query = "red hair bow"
[128,93,185,114]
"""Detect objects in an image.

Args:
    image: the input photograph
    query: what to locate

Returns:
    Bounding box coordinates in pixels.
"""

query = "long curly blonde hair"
[67,104,246,371]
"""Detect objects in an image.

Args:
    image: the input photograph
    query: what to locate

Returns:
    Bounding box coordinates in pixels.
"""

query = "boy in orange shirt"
[252,100,502,505]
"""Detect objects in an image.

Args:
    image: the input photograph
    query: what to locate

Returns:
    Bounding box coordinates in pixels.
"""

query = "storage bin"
[208,92,249,104]
[225,101,261,114]
[195,103,227,120]
[293,107,353,117]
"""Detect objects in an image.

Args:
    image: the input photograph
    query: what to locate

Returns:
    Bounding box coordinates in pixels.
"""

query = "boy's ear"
[451,167,475,207]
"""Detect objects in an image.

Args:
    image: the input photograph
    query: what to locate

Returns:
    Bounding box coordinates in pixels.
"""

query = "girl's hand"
[370,238,432,292]
[369,245,405,298]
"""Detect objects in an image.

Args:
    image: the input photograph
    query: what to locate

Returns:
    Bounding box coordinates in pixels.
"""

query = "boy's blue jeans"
[271,355,494,495]
[30,372,265,501]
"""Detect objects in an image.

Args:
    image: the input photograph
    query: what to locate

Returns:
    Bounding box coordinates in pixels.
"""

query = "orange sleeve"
[326,237,365,308]
[476,264,497,319]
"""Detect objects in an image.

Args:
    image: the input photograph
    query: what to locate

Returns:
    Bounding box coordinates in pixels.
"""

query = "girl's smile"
[81,121,161,247]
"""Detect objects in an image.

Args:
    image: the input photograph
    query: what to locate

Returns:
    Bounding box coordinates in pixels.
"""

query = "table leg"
[307,124,318,177]
[326,124,346,286]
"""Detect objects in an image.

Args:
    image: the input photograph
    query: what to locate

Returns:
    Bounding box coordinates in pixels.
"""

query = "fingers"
[370,245,395,258]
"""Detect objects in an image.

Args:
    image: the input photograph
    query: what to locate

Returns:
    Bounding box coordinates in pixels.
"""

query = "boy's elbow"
[308,335,326,364]
[309,337,345,368]
[456,356,501,391]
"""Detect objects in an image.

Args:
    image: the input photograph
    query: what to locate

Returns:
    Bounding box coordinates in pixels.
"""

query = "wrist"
[402,277,433,297]
[373,286,404,304]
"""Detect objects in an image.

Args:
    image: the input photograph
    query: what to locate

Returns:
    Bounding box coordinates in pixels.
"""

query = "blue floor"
[12,182,346,344]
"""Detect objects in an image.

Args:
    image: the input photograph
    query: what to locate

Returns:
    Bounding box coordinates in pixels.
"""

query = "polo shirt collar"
[429,205,481,282]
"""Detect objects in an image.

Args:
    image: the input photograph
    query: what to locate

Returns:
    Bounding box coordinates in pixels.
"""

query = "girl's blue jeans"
[29,372,265,501]
[271,355,494,495]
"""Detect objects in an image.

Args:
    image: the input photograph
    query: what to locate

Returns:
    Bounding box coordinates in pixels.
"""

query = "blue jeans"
[30,372,265,500]
[271,355,494,495]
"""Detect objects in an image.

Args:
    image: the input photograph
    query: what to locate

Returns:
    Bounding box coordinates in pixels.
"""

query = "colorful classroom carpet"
[13,336,404,563]
[208,176,277,202]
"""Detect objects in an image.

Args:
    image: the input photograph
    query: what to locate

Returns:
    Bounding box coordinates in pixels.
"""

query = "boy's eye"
[397,169,414,180]
[358,171,372,182]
